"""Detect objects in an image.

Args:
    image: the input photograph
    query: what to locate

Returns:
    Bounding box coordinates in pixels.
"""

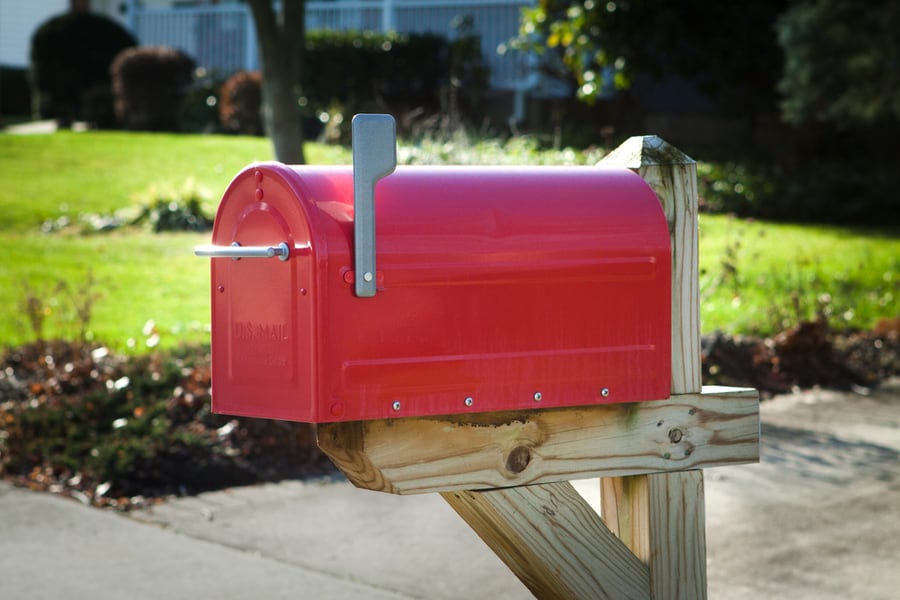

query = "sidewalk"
[3,120,88,134]
[2,379,898,599]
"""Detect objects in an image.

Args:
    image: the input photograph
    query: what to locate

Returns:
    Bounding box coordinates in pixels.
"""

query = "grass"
[698,217,898,336]
[0,131,349,231]
[0,131,350,351]
[0,129,896,351]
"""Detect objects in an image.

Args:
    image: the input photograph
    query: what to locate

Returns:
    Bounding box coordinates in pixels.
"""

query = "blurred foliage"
[111,46,196,132]
[400,130,606,166]
[777,0,900,127]
[0,66,32,117]
[178,68,226,134]
[697,154,900,225]
[133,181,214,233]
[301,29,487,141]
[29,11,136,124]
[508,1,900,224]
[0,342,332,507]
[303,30,447,113]
[510,0,785,114]
[219,71,264,136]
[200,29,489,143]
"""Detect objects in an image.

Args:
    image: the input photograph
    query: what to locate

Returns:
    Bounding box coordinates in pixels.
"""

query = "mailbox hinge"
[352,114,397,298]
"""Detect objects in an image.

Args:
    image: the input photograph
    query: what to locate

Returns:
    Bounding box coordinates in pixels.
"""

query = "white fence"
[130,0,533,90]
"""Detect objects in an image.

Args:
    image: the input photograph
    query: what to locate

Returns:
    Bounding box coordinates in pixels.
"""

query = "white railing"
[130,0,532,90]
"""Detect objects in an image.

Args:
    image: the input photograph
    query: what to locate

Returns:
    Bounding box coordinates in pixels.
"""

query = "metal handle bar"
[194,241,291,262]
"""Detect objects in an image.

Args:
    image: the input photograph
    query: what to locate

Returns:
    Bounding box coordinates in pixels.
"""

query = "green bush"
[29,12,136,124]
[219,71,264,135]
[111,46,196,132]
[444,15,490,124]
[698,158,900,225]
[80,83,117,129]
[300,29,489,141]
[178,69,225,134]
[303,30,447,112]
[0,66,32,118]
[183,30,480,141]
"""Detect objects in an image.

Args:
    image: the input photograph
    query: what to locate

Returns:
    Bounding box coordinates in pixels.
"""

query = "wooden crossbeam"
[317,387,758,495]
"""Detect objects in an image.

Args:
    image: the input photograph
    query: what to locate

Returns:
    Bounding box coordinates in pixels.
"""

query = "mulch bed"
[702,316,899,395]
[1,316,897,510]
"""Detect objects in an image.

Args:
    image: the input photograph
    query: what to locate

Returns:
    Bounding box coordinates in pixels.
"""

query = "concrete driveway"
[2,379,898,599]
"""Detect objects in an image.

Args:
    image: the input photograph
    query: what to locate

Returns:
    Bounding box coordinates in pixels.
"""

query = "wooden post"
[317,136,759,599]
[599,136,707,599]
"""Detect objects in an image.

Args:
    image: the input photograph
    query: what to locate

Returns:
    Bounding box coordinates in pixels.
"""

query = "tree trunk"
[247,0,306,164]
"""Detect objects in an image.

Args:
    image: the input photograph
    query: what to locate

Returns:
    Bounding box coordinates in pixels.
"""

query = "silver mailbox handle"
[194,241,291,262]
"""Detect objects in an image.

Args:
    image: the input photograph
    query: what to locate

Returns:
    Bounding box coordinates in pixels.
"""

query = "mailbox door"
[209,165,318,422]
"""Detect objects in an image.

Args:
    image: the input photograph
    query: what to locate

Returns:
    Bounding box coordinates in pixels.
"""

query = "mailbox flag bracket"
[352,114,397,297]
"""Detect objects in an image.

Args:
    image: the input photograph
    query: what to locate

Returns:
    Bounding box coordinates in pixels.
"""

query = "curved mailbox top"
[204,162,671,423]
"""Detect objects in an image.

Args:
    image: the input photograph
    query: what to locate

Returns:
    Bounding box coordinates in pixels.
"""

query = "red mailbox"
[197,116,670,423]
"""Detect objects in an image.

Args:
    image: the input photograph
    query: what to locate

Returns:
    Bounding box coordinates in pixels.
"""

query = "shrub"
[111,46,196,132]
[303,30,448,111]
[29,12,136,124]
[444,15,490,125]
[300,29,490,141]
[698,158,900,225]
[189,30,485,141]
[132,179,214,233]
[219,71,264,135]
[80,83,117,130]
[178,68,225,134]
[302,30,449,132]
[0,66,32,118]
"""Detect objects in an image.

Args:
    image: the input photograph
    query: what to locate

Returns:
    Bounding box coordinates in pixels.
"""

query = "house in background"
[1,0,544,123]
[1,0,725,145]
[1,0,534,92]
[126,0,536,112]
[0,1,128,69]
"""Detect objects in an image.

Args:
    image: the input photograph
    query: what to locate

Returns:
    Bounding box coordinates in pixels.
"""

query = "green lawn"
[0,130,896,351]
[698,217,898,335]
[0,131,350,351]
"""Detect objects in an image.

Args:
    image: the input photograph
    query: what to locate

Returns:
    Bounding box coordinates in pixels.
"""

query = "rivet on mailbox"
[196,114,671,423]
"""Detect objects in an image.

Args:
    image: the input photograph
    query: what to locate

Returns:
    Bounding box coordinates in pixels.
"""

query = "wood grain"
[648,471,707,598]
[599,135,709,599]
[316,386,758,495]
[443,481,651,599]
[600,135,701,393]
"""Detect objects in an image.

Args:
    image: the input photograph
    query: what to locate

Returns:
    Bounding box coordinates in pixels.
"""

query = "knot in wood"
[506,446,532,474]
[668,428,684,444]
